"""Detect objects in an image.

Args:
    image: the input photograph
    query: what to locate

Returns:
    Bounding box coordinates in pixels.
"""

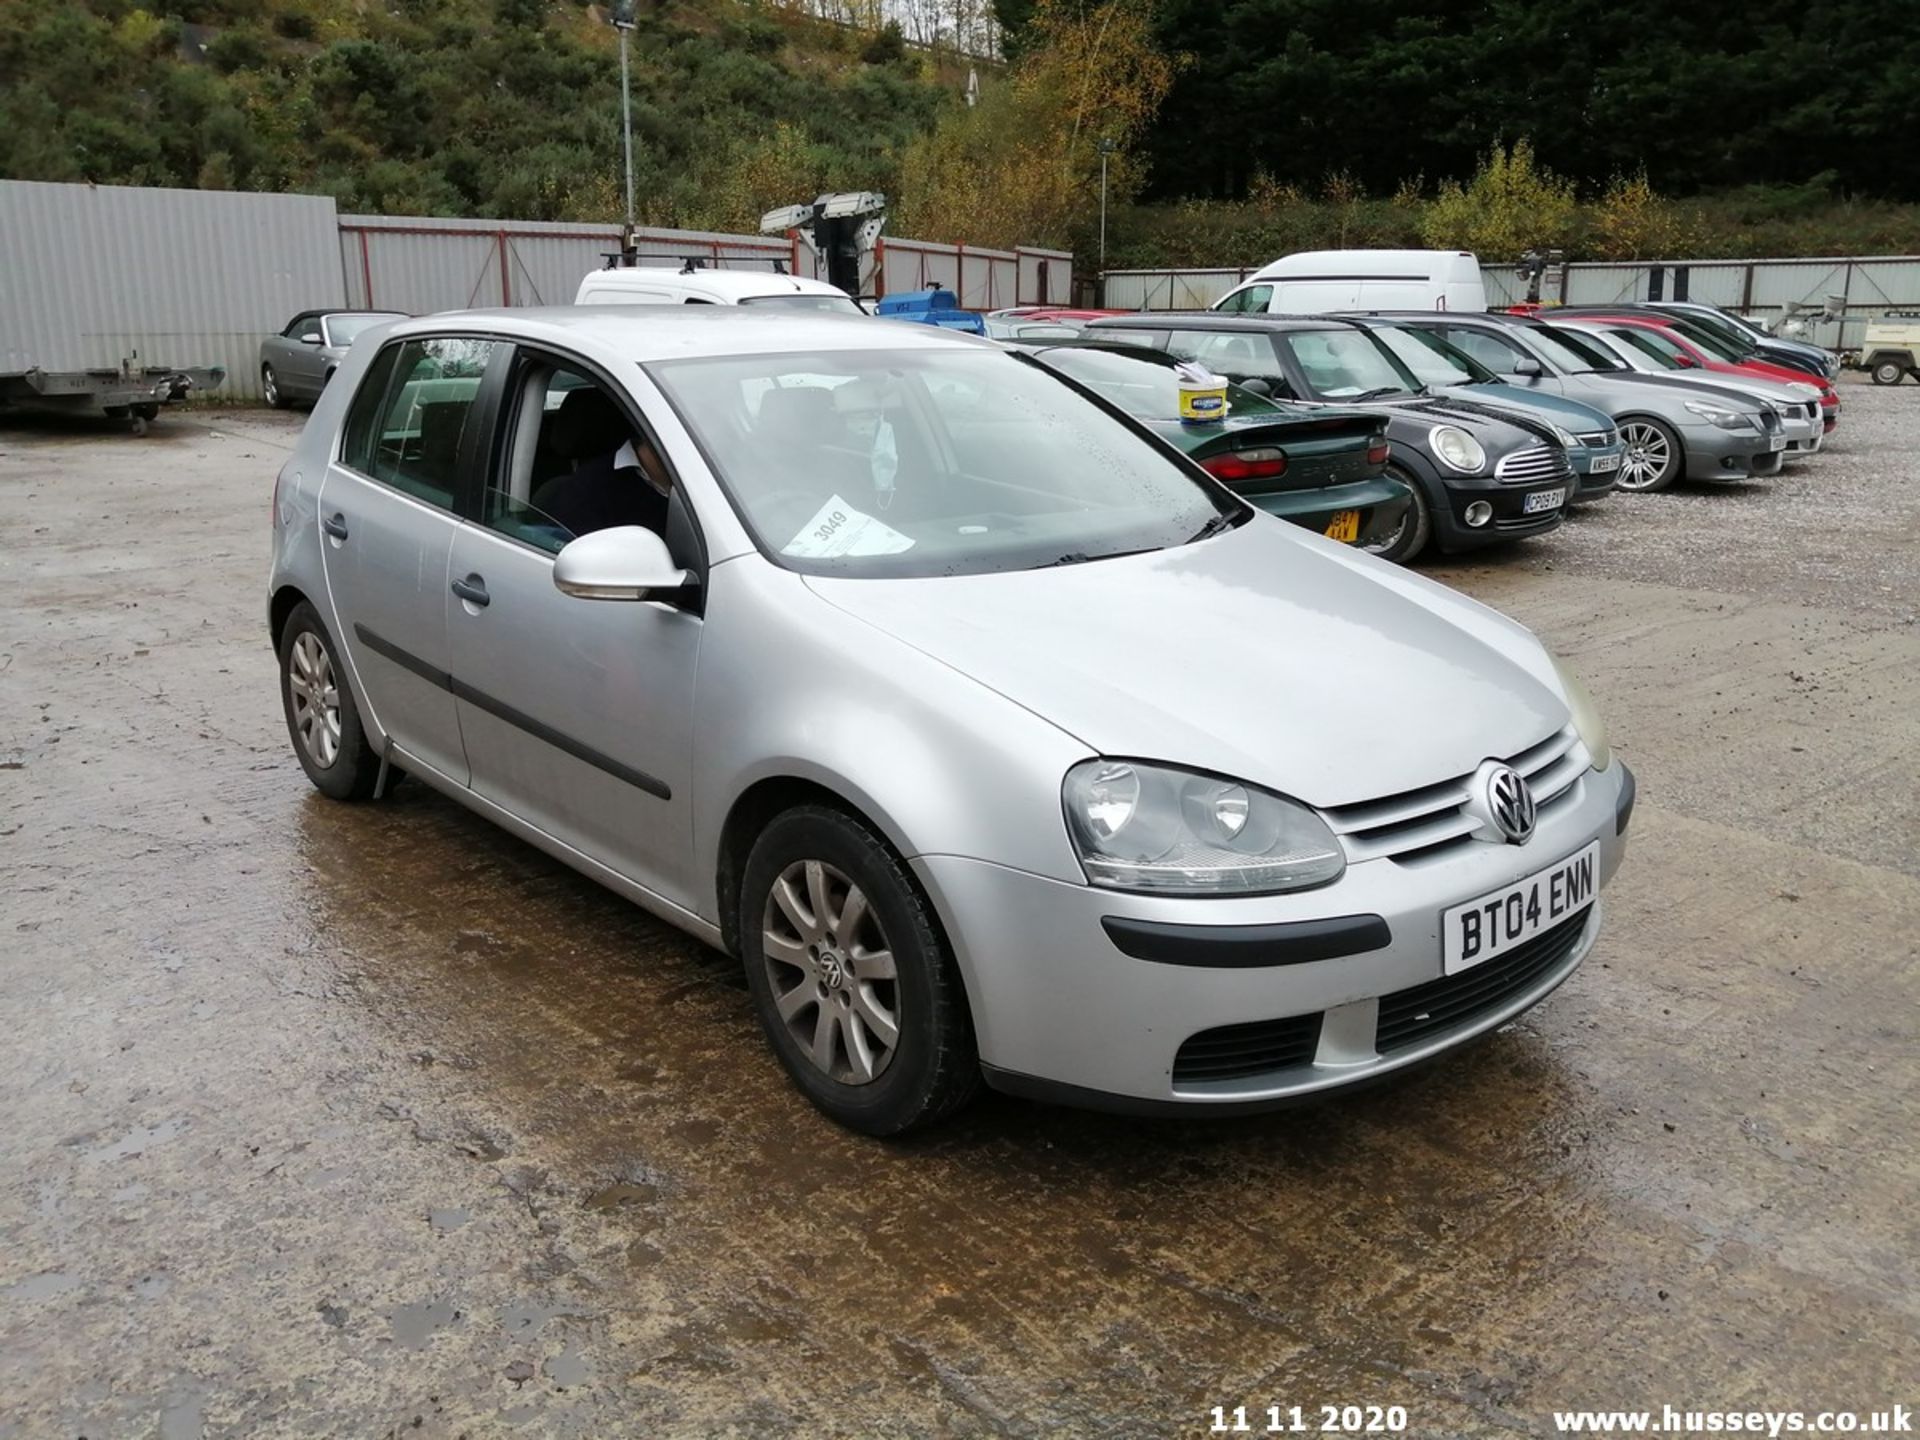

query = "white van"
[574,266,862,313]
[1212,249,1487,315]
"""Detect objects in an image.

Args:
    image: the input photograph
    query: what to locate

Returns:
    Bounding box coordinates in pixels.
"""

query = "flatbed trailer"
[1,359,228,435]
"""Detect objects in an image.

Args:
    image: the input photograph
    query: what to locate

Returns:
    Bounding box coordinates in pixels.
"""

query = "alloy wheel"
[762,859,900,1085]
[287,631,342,768]
[262,366,280,407]
[1616,422,1672,491]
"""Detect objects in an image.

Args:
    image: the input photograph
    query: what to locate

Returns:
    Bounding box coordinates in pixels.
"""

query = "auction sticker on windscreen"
[785,495,915,558]
[1442,841,1597,975]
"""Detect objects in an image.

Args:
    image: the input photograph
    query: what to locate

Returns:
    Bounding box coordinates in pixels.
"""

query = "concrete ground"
[1,383,1915,1439]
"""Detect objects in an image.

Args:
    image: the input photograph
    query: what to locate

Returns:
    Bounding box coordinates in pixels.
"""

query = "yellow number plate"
[1323,509,1360,542]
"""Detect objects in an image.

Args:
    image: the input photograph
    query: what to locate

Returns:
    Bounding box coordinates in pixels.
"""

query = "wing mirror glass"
[1675,353,1697,367]
[553,526,691,602]
[299,334,322,345]
[1512,355,1544,377]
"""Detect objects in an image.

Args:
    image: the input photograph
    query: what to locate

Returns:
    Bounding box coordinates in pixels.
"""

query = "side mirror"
[299,334,322,346]
[1674,353,1697,367]
[1239,377,1274,397]
[1512,355,1544,377]
[553,526,691,602]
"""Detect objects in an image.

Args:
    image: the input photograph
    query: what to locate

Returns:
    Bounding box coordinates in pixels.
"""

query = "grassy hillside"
[0,0,963,231]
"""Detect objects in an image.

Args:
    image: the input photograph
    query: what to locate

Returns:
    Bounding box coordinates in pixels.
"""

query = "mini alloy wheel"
[262,364,284,409]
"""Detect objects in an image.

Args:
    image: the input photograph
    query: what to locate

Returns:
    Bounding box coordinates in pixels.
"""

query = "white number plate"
[1522,487,1567,514]
[1442,841,1598,975]
[1590,452,1621,472]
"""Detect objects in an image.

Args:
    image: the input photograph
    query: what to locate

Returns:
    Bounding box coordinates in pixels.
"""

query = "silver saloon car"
[267,308,1635,1134]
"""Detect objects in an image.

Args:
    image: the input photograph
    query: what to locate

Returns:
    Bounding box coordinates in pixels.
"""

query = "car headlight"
[1550,423,1577,447]
[1062,760,1346,895]
[1550,654,1611,771]
[1682,399,1756,430]
[1429,424,1488,473]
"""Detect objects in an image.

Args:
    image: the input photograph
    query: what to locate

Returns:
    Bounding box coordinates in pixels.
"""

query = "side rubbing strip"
[351,624,671,801]
[355,623,451,690]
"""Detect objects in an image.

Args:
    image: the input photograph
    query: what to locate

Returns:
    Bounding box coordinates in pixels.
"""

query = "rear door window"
[339,337,496,510]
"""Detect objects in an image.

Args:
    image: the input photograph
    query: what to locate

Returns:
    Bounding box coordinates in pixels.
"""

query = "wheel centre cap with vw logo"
[1466,761,1537,845]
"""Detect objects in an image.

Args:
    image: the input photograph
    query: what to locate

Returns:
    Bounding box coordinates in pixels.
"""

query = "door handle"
[322,512,349,541]
[450,575,490,608]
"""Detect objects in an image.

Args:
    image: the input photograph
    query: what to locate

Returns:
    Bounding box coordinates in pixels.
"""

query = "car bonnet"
[801,519,1566,810]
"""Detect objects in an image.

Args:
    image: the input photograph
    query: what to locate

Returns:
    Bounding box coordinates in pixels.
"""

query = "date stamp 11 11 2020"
[1209,1404,1411,1435]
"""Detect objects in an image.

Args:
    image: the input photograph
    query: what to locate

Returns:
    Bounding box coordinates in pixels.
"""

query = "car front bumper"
[1429,470,1572,551]
[1678,421,1784,482]
[917,760,1634,1113]
[1569,443,1624,502]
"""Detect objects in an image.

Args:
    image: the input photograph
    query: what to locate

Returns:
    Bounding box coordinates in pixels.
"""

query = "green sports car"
[1023,342,1412,550]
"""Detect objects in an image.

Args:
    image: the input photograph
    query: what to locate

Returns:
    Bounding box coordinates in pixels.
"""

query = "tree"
[897,0,1175,249]
[1419,140,1575,261]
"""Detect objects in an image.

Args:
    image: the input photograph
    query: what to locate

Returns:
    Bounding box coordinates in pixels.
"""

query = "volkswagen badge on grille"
[1484,764,1536,844]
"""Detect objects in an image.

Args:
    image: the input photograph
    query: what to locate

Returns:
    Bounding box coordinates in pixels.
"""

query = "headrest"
[417,401,468,462]
[549,386,631,459]
[757,386,847,447]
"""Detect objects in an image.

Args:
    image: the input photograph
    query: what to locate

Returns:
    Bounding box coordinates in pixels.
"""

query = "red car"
[1512,307,1839,431]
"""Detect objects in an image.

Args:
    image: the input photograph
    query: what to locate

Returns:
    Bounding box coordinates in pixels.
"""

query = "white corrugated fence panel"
[1,179,344,399]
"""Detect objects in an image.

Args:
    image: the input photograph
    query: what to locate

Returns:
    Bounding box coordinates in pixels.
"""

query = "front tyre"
[739,806,980,1135]
[1616,418,1682,492]
[279,600,379,801]
[1360,464,1431,563]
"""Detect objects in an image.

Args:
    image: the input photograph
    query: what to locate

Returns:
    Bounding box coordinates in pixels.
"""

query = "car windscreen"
[1369,326,1496,386]
[738,293,865,316]
[647,348,1235,579]
[1521,325,1624,374]
[326,314,403,346]
[1665,317,1748,363]
[1030,346,1285,420]
[1600,326,1687,370]
[1274,329,1420,400]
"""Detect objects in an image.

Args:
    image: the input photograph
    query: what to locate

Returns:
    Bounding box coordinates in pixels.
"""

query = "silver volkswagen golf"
[268,308,1634,1134]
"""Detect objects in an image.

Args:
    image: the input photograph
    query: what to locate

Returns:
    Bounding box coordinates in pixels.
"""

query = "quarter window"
[339,337,496,509]
[1216,284,1271,314]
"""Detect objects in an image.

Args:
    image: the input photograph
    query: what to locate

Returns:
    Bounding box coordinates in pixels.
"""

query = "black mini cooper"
[1088,314,1575,562]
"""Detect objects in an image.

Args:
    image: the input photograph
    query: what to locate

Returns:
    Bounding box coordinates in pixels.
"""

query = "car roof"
[579,267,846,300]
[378,306,996,360]
[1354,310,1545,328]
[1089,313,1364,334]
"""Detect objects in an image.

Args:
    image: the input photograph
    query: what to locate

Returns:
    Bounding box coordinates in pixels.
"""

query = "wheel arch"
[269,583,309,653]
[714,773,921,962]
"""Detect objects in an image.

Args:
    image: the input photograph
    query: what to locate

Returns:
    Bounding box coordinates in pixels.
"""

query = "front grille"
[1322,726,1588,864]
[1494,445,1575,484]
[1376,907,1591,1053]
[1173,1011,1323,1084]
[1756,407,1782,435]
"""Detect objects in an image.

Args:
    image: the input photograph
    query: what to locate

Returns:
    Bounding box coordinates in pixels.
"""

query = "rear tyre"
[279,600,379,801]
[1616,418,1682,492]
[262,364,287,410]
[1871,359,1905,386]
[739,806,981,1135]
[1361,463,1431,563]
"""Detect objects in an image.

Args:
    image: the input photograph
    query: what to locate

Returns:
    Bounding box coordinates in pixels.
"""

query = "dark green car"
[1024,343,1411,550]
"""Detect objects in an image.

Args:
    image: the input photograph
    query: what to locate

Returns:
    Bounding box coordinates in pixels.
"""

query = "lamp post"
[610,1,637,227]
[1097,137,1118,277]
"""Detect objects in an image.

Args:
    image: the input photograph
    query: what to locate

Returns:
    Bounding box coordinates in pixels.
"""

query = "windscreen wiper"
[1185,511,1239,544]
